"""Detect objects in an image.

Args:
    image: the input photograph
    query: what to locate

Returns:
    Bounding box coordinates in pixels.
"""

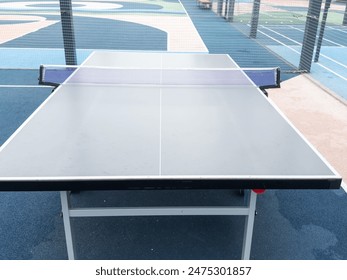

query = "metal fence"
[211,0,347,72]
[1,0,347,73]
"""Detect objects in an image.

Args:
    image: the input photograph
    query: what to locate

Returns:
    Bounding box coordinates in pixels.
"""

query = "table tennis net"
[39,65,280,88]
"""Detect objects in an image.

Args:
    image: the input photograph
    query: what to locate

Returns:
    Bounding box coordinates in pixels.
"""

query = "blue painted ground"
[256,25,347,48]
[0,69,39,85]
[267,45,347,100]
[241,23,347,101]
[0,49,92,68]
[0,1,185,14]
[0,87,52,143]
[2,16,167,50]
[0,15,167,67]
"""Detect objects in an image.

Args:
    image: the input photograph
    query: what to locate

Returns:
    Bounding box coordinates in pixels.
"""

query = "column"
[59,0,77,65]
[299,0,323,72]
[249,0,261,39]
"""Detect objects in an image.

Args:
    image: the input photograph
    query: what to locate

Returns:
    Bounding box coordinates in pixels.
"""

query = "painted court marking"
[255,24,347,83]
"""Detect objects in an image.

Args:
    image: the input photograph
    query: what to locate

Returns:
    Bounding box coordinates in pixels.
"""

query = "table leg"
[60,191,75,260]
[241,190,257,260]
[59,189,257,260]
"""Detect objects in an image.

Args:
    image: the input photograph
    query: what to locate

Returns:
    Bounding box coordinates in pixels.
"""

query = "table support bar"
[69,206,251,217]
[60,190,257,260]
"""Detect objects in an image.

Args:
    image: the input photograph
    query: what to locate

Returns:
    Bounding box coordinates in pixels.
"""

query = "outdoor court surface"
[0,50,343,260]
[0,0,347,260]
[211,0,347,101]
[0,0,207,68]
[254,24,347,100]
[1,0,347,100]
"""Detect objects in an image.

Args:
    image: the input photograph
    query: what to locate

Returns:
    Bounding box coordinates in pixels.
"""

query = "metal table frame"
[60,190,257,260]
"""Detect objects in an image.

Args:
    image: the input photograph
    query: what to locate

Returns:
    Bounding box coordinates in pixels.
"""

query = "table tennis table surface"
[0,51,342,191]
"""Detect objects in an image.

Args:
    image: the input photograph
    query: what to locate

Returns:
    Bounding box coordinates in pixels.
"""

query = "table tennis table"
[0,51,342,260]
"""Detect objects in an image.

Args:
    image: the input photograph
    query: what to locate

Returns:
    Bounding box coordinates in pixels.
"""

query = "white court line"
[255,26,347,81]
[256,27,300,53]
[318,38,344,47]
[0,88,61,154]
[288,25,347,69]
[259,25,347,71]
[314,62,347,81]
[178,0,208,53]
[260,25,301,45]
[0,52,94,154]
[260,25,347,48]
[326,26,347,34]
[289,25,345,47]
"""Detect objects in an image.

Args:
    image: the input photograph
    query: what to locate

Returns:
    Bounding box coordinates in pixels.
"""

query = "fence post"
[249,0,261,39]
[343,1,347,26]
[217,0,224,16]
[314,0,331,62]
[299,0,323,72]
[59,0,77,65]
[226,0,236,22]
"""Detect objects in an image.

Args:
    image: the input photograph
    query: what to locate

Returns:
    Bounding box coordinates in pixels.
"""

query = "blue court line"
[0,48,93,68]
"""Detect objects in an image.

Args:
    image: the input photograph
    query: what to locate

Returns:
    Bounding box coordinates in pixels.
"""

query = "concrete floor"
[268,74,347,192]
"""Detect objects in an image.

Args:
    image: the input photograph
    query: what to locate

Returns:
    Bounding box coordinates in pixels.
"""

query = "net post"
[299,0,323,72]
[59,0,77,65]
[249,0,261,39]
